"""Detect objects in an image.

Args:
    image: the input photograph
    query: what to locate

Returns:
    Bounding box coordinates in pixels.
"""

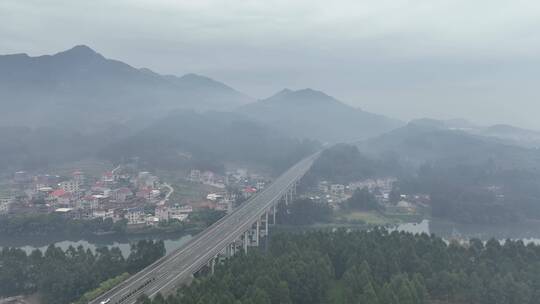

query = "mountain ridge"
[237,88,403,142]
[0,45,254,128]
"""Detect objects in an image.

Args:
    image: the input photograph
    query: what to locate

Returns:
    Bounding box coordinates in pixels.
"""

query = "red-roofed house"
[51,189,66,197]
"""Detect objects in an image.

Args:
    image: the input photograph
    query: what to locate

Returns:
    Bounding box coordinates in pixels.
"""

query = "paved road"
[157,183,174,206]
[91,153,318,304]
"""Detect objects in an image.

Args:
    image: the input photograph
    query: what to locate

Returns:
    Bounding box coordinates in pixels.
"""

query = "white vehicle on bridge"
[100,299,111,304]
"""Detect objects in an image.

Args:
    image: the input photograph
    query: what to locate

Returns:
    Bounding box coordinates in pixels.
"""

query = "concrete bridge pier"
[243,231,249,254]
[272,204,277,225]
[263,211,269,237]
[210,256,216,274]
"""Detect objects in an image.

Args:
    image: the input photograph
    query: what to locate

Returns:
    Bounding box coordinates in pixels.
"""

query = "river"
[394,219,540,244]
[3,218,540,255]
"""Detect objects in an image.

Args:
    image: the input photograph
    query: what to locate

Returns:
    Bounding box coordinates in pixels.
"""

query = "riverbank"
[0,229,194,257]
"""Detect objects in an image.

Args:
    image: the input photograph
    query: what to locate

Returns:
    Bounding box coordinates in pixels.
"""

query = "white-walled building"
[59,180,81,193]
[156,204,192,221]
[0,197,12,215]
[126,207,146,225]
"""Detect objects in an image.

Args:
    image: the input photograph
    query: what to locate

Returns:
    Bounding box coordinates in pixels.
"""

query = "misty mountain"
[99,110,320,174]
[477,124,540,148]
[409,118,479,131]
[0,45,253,129]
[237,88,403,142]
[411,118,540,148]
[0,124,132,172]
[359,121,540,170]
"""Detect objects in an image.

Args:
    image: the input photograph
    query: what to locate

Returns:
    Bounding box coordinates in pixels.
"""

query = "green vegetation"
[0,209,225,238]
[335,210,396,225]
[346,187,382,211]
[277,198,332,225]
[308,140,540,225]
[146,230,540,304]
[0,240,165,304]
[0,214,127,237]
[395,161,540,224]
[305,144,401,184]
[189,209,227,227]
[74,272,130,304]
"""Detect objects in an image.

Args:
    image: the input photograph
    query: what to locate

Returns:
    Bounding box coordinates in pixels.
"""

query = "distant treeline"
[396,161,540,224]
[276,198,333,225]
[305,144,403,184]
[0,240,165,304]
[141,229,540,304]
[0,209,226,238]
[0,214,126,237]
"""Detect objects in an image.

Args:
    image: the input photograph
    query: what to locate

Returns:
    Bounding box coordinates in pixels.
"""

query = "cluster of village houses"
[0,166,270,227]
[315,178,430,212]
[2,169,192,226]
[0,166,434,226]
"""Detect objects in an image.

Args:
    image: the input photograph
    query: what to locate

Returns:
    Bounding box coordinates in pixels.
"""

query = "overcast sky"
[1,0,540,128]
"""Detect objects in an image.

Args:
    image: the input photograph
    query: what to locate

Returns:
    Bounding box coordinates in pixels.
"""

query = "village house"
[112,187,133,203]
[155,204,193,221]
[330,184,345,196]
[125,207,146,225]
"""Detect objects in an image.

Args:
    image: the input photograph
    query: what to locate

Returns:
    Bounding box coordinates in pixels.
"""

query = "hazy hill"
[99,110,320,174]
[237,88,403,142]
[0,45,253,129]
[359,122,540,170]
[410,118,540,148]
[478,124,540,148]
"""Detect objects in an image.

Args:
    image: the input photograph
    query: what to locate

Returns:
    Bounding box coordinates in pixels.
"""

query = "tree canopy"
[149,230,540,304]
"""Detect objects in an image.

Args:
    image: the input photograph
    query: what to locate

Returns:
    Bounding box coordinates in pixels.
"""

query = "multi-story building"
[330,184,345,196]
[156,204,192,221]
[125,207,146,225]
[0,197,12,215]
[113,187,133,203]
[59,180,81,193]
[189,169,201,182]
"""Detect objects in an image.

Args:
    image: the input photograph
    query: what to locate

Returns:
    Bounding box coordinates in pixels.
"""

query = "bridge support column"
[272,204,276,225]
[243,231,248,254]
[211,257,216,275]
[230,242,236,256]
[265,211,269,235]
[255,219,260,246]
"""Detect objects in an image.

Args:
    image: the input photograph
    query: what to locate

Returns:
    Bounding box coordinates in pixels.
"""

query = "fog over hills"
[0,45,253,129]
[99,110,319,174]
[359,121,540,170]
[237,88,403,142]
[410,118,540,148]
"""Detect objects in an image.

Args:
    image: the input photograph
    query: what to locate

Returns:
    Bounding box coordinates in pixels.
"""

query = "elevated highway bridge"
[91,153,319,304]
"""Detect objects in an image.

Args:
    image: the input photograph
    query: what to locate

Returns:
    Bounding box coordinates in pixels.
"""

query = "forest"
[307,143,540,224]
[0,240,165,304]
[139,229,540,304]
[395,161,540,224]
[305,144,402,184]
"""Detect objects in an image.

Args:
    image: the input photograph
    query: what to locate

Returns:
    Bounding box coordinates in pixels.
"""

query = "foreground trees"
[152,230,540,304]
[0,240,165,304]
